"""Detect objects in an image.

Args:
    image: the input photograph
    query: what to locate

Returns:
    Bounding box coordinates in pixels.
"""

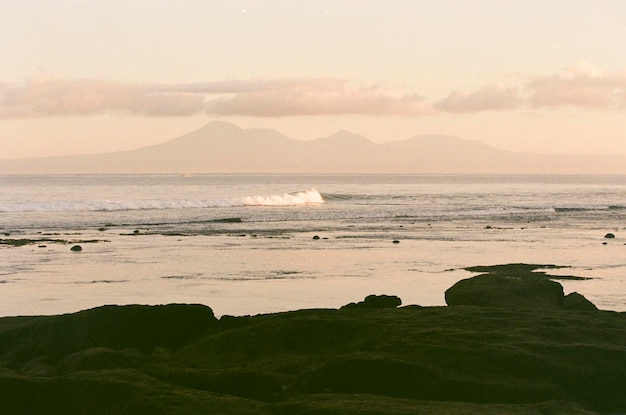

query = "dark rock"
[446,264,597,311]
[163,369,282,402]
[445,274,565,309]
[341,294,402,310]
[312,235,320,240]
[1,289,626,413]
[306,356,444,399]
[0,304,218,363]
[70,245,82,252]
[392,240,400,244]
[604,233,616,238]
[60,347,141,373]
[563,292,598,311]
[212,217,243,223]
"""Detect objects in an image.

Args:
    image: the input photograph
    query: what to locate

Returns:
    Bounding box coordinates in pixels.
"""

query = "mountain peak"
[197,120,243,135]
[312,130,374,146]
[3,122,624,174]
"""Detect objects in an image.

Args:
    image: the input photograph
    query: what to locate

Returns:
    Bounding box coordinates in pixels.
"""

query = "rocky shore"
[1,264,624,414]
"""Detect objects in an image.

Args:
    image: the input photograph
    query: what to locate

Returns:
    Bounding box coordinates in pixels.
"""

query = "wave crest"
[241,190,324,206]
[0,189,324,212]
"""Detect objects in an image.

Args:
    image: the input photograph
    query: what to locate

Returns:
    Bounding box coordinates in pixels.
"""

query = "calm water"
[1,174,626,317]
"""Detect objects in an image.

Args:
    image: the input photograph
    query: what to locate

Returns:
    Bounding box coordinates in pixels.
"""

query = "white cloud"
[0,77,433,118]
[528,63,626,108]
[435,83,522,113]
[205,80,434,116]
[0,76,207,119]
[3,64,626,120]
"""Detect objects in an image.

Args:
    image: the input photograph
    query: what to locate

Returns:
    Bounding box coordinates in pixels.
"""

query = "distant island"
[1,121,626,174]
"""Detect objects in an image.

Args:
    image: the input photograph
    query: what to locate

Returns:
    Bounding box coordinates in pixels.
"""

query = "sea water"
[1,174,626,317]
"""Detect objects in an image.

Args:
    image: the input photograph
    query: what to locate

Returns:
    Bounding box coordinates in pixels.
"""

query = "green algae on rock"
[0,265,623,415]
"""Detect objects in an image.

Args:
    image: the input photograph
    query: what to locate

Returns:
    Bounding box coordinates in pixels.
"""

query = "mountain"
[1,121,625,174]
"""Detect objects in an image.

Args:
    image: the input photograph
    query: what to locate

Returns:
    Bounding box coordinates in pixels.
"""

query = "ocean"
[1,174,626,317]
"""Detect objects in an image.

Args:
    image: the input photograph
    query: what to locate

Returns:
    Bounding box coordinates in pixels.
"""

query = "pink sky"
[2,1,626,159]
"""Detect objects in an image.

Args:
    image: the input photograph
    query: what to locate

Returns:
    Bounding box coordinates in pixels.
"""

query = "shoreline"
[1,264,624,414]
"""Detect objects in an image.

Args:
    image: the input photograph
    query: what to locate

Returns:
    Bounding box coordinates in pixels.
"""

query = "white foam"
[0,189,324,212]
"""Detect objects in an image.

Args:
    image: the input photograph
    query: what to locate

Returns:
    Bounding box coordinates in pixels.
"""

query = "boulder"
[445,274,565,309]
[445,265,597,311]
[0,304,218,363]
[341,294,402,310]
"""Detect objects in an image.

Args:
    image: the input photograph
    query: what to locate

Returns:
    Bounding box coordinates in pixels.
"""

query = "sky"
[2,0,626,159]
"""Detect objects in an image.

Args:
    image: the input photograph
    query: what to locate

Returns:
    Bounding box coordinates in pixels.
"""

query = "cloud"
[205,80,433,116]
[433,63,626,112]
[528,62,626,108]
[0,76,207,119]
[435,83,522,113]
[0,76,433,119]
[3,64,625,120]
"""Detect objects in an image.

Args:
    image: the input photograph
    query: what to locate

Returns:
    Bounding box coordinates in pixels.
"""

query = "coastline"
[3,173,626,318]
[1,264,624,414]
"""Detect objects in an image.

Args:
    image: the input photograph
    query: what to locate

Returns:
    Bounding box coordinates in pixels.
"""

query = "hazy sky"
[2,0,626,158]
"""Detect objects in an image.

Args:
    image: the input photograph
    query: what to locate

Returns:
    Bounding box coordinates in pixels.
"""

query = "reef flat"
[0,264,624,414]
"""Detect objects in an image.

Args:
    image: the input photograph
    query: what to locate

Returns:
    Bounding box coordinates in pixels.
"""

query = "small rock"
[71,245,83,252]
[341,294,402,310]
[38,245,47,248]
[604,233,616,239]
[98,227,106,232]
[392,240,400,244]
[133,230,140,235]
[312,235,320,240]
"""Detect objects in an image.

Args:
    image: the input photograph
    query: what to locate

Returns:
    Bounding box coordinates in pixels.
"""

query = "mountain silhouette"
[1,121,625,174]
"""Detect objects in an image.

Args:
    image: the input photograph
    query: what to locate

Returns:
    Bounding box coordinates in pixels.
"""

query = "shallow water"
[1,174,626,317]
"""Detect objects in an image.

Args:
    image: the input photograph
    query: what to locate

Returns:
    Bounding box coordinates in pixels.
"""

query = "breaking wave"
[0,189,324,212]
